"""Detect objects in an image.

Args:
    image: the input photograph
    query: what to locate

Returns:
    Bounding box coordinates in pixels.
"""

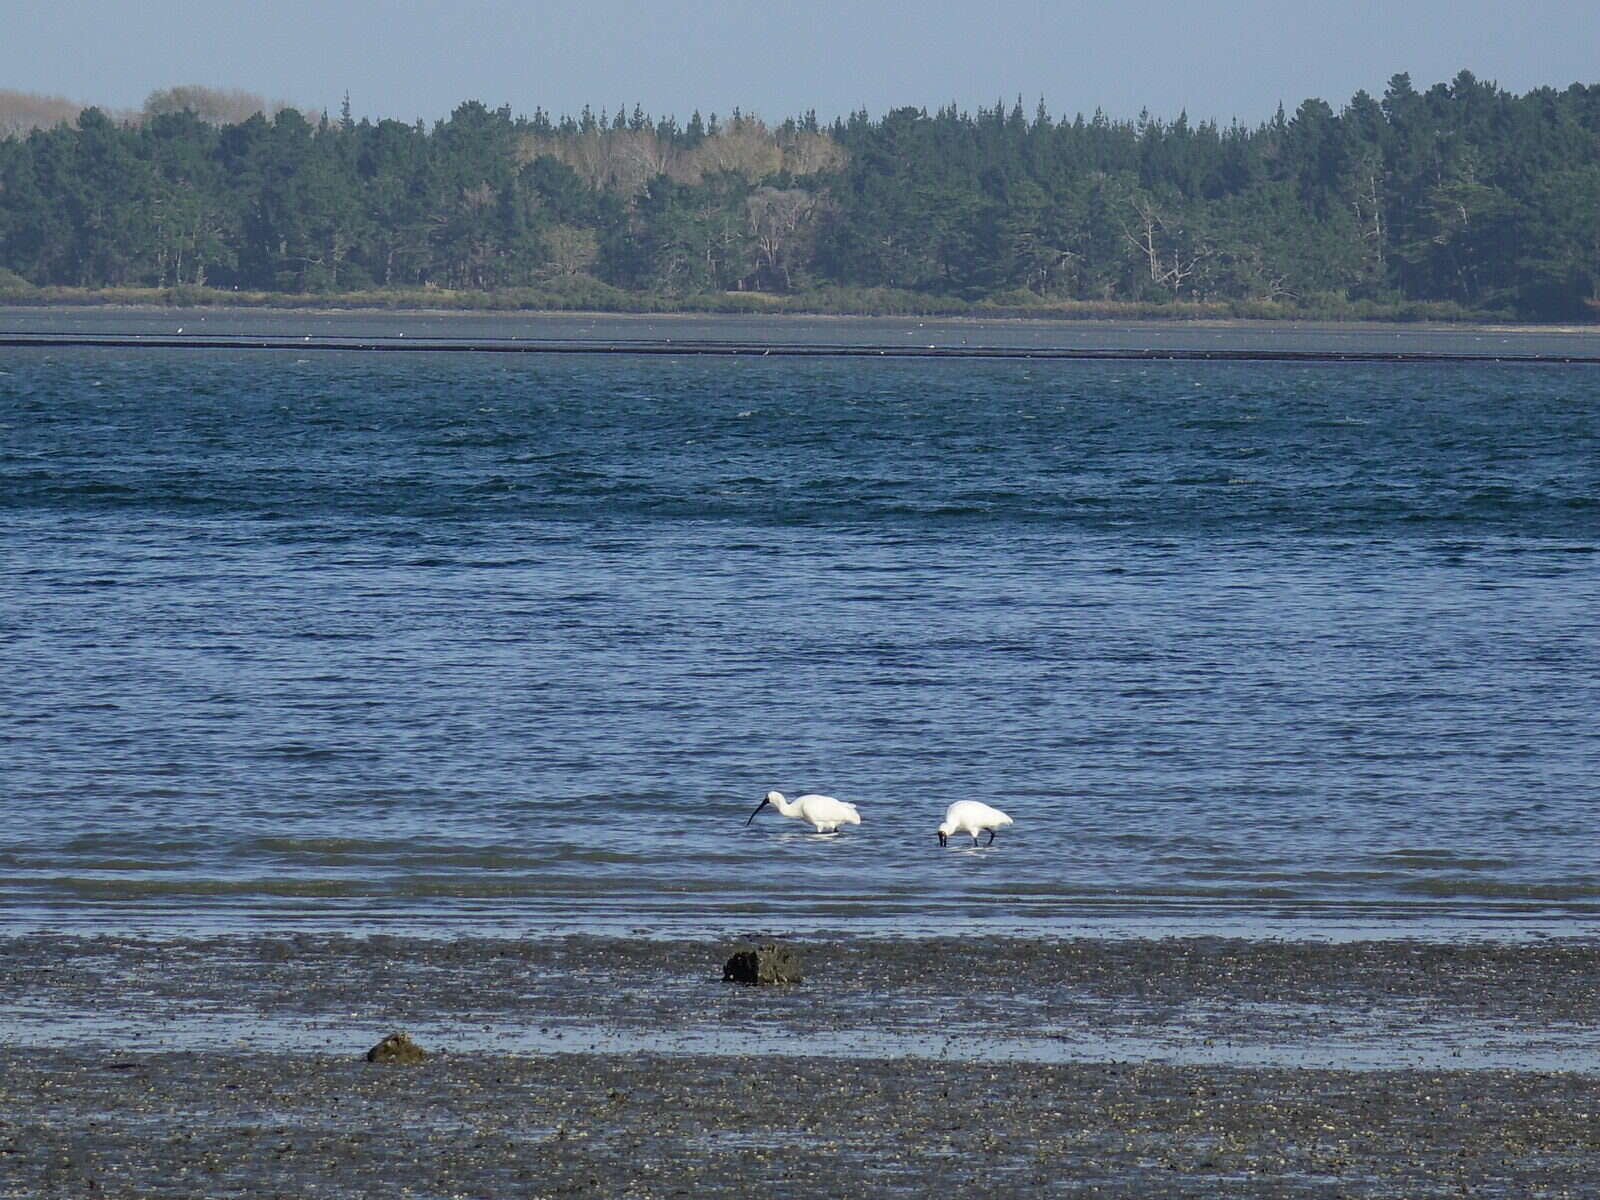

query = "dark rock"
[723,943,802,986]
[365,1032,428,1063]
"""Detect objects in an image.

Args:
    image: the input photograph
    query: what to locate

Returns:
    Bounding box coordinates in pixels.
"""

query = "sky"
[5,0,1597,128]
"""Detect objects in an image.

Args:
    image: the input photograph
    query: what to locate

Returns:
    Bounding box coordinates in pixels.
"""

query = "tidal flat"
[1,935,1595,1196]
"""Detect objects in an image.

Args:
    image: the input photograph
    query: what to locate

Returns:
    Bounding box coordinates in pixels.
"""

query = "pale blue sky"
[5,0,1596,126]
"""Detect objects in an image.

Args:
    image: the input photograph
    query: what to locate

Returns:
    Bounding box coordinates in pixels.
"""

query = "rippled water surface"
[2,323,1597,935]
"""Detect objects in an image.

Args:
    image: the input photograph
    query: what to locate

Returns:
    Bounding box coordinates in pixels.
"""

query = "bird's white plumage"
[747,790,861,833]
[938,800,1013,846]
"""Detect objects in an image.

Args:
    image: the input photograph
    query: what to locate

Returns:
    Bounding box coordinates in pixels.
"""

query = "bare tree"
[516,114,847,196]
[779,129,847,177]
[606,128,673,193]
[541,224,599,278]
[1122,196,1213,295]
[1351,153,1386,274]
[745,186,819,290]
[0,89,83,137]
[521,127,674,195]
[142,86,288,126]
[677,115,781,185]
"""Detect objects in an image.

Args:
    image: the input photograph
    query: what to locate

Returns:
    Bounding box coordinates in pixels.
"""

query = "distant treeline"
[1,72,1598,319]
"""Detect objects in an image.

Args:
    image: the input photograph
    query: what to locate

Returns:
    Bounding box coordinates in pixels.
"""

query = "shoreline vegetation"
[5,71,1600,324]
[0,277,1540,323]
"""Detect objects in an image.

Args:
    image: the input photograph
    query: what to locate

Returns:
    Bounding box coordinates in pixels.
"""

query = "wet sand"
[1,934,1596,1196]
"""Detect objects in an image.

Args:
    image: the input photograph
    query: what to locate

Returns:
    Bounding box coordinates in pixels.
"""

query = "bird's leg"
[971,835,979,847]
[986,829,997,846]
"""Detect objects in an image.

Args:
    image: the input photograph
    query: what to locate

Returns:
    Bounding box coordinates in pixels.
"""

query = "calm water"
[2,326,1597,937]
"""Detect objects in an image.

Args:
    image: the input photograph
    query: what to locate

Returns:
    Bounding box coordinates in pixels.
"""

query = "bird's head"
[746,791,783,825]
[937,820,955,846]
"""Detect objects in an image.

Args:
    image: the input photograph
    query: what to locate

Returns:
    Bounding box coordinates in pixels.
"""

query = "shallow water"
[2,320,1597,936]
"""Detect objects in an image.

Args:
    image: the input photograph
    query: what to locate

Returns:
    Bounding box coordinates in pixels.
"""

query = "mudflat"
[1,935,1596,1195]
[4,1049,1596,1197]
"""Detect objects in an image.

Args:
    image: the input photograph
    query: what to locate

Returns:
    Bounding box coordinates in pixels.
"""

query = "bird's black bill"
[746,799,770,826]
[937,832,947,846]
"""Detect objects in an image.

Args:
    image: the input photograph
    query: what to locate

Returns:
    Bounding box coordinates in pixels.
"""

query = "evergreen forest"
[1,71,1597,320]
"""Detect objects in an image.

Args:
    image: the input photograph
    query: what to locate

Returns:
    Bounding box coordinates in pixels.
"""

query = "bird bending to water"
[938,800,1013,846]
[746,790,861,834]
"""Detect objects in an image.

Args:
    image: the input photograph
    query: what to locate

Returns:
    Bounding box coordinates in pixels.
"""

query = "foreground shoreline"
[4,1048,1595,1197]
[4,300,1599,335]
[1,933,1594,1195]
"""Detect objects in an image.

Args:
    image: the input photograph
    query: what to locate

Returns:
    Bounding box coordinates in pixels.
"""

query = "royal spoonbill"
[746,790,861,834]
[938,800,1013,846]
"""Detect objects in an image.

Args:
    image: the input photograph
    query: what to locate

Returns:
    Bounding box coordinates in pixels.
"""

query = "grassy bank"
[0,274,1532,324]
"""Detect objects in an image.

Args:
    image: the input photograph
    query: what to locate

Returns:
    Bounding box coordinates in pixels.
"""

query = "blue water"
[2,333,1597,936]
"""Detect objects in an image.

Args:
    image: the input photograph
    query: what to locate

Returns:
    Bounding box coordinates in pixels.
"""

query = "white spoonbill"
[746,790,861,834]
[938,800,1013,847]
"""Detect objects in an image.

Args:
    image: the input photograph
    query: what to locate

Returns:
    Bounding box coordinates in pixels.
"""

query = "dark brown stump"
[365,1032,429,1063]
[723,942,803,985]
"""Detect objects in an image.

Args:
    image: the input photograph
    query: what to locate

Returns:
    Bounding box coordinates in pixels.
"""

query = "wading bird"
[746,790,861,834]
[938,800,1013,847]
